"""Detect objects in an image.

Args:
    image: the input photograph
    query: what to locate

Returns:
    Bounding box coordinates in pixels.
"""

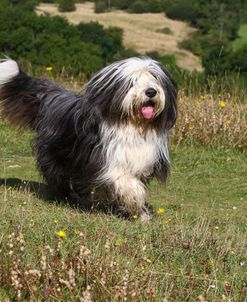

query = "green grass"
[232,23,247,51]
[0,119,247,301]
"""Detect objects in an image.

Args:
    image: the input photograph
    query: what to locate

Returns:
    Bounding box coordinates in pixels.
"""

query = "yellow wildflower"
[133,214,138,219]
[164,219,169,224]
[224,120,231,126]
[45,66,53,72]
[141,268,145,275]
[219,101,226,108]
[146,258,152,264]
[157,207,165,215]
[56,230,66,238]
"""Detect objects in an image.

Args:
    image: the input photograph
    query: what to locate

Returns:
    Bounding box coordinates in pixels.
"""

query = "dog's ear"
[157,62,178,130]
[165,77,177,130]
[82,73,125,123]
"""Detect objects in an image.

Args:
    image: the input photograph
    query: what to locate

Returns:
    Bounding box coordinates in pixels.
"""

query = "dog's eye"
[150,73,158,81]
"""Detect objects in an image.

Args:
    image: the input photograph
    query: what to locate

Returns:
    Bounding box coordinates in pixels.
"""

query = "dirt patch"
[37,2,203,72]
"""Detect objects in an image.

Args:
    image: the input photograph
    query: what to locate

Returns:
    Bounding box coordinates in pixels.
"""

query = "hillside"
[37,2,203,72]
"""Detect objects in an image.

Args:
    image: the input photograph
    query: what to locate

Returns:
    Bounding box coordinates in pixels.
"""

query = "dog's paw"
[138,212,152,223]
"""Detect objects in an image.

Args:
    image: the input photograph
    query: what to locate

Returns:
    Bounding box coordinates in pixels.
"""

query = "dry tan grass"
[36,2,203,72]
[172,92,247,149]
[44,73,247,150]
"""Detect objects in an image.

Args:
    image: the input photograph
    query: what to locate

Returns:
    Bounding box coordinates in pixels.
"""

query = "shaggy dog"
[0,57,177,220]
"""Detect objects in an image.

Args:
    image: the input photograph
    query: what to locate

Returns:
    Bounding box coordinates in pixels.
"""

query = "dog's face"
[121,69,166,122]
[84,57,177,131]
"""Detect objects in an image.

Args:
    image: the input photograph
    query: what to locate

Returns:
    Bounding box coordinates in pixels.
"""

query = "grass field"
[0,98,246,301]
[36,2,203,72]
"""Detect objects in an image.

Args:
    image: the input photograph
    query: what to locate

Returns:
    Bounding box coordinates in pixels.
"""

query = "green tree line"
[0,0,126,76]
[1,0,246,84]
[94,0,247,77]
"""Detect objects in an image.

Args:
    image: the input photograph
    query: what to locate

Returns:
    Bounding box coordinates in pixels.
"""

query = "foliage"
[77,22,123,62]
[156,27,173,35]
[162,0,246,77]
[0,1,126,76]
[128,0,148,13]
[94,0,164,13]
[163,0,198,24]
[94,0,107,13]
[7,0,38,10]
[232,24,247,51]
[58,0,76,12]
[89,0,246,78]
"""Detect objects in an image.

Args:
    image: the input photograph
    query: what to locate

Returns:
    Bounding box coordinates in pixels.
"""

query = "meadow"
[0,73,246,301]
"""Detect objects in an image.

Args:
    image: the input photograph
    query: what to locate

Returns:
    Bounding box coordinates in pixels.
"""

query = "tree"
[77,22,123,62]
[58,0,76,12]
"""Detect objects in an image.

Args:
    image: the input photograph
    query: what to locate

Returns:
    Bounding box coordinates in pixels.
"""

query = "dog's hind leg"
[35,152,71,201]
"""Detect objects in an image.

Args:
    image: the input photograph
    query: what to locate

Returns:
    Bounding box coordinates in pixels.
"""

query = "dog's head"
[84,57,177,131]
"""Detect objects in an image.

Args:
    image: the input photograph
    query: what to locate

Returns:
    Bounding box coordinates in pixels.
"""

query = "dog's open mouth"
[140,100,155,120]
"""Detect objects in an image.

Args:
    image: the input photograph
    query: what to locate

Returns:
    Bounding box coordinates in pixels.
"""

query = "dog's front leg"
[112,174,151,221]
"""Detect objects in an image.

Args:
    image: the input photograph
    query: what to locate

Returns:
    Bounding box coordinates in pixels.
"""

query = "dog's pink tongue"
[141,106,154,119]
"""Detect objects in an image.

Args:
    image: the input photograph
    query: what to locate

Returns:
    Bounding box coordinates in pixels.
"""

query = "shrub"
[146,0,163,13]
[128,0,163,13]
[94,0,107,13]
[128,1,148,13]
[0,1,132,76]
[156,27,173,35]
[8,0,38,11]
[77,22,123,61]
[58,0,76,12]
[0,5,110,76]
[228,43,247,75]
[163,0,198,24]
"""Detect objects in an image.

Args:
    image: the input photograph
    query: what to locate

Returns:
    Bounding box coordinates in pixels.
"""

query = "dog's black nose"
[145,88,157,98]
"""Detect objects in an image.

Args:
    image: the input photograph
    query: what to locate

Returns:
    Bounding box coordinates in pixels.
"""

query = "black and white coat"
[0,57,177,220]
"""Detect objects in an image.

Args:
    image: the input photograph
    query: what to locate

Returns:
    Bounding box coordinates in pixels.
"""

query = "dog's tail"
[0,59,45,129]
[0,59,69,130]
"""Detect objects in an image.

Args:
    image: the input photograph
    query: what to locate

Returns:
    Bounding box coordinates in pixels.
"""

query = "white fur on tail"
[0,60,19,86]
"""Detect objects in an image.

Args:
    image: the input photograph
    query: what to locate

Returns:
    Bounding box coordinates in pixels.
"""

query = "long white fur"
[121,71,166,118]
[97,122,169,212]
[0,57,174,219]
[88,58,171,214]
[88,57,169,92]
[0,60,19,86]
